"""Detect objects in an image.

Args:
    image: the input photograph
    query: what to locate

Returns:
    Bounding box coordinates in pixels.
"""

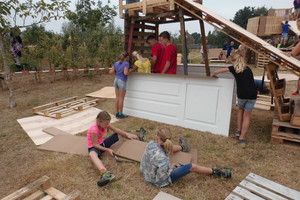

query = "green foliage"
[232,6,269,29]
[67,0,117,32]
[0,0,70,33]
[191,32,201,44]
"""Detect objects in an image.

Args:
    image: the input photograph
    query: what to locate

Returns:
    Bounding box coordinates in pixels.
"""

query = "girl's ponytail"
[157,128,173,154]
[119,51,129,64]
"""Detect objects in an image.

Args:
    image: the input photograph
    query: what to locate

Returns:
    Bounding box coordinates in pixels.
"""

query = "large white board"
[124,73,234,136]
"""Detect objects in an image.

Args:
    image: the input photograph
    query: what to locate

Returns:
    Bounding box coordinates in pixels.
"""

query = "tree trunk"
[0,33,17,107]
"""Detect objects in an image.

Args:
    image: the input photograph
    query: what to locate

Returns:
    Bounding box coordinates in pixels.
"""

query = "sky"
[43,0,293,35]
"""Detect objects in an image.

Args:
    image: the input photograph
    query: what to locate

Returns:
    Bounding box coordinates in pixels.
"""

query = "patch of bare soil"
[0,70,299,200]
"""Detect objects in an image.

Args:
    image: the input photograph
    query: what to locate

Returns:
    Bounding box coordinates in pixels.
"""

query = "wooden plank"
[44,187,66,200]
[246,173,300,200]
[239,180,288,200]
[174,0,300,75]
[40,195,53,200]
[232,186,265,200]
[61,190,80,200]
[1,176,51,200]
[23,190,45,200]
[224,193,243,200]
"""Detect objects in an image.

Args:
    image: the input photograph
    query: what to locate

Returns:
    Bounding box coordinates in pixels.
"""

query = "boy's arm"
[108,125,139,140]
[161,61,170,74]
[109,65,115,74]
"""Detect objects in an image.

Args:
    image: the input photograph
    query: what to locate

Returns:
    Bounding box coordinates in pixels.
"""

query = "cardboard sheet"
[37,134,197,165]
[17,107,118,145]
[85,87,115,98]
[37,135,125,157]
[37,135,88,155]
[42,127,70,136]
[114,140,194,164]
[153,191,182,200]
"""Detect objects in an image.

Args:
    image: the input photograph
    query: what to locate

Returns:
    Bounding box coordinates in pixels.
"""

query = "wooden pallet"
[32,96,100,119]
[256,54,270,69]
[1,176,80,200]
[271,114,300,145]
[225,173,300,200]
[255,94,274,110]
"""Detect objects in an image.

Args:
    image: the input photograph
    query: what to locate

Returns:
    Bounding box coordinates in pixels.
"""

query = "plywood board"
[153,191,182,200]
[17,107,118,145]
[114,139,194,164]
[288,20,300,36]
[124,73,234,136]
[254,73,298,82]
[85,87,116,98]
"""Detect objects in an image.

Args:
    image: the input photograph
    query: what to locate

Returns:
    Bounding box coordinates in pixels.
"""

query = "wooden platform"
[225,173,300,200]
[32,96,100,118]
[271,114,300,145]
[1,176,80,200]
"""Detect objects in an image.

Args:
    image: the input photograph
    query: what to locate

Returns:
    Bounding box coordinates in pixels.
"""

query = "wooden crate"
[1,176,80,200]
[225,173,300,200]
[271,114,300,145]
[268,8,292,17]
[247,17,260,35]
[265,16,285,35]
[32,96,100,119]
[256,54,270,68]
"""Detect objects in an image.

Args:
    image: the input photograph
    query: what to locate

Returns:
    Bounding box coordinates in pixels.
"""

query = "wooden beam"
[199,18,210,76]
[179,8,188,75]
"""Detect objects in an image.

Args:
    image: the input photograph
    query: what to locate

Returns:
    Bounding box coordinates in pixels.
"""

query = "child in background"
[213,52,257,148]
[140,128,232,187]
[131,51,151,73]
[87,111,138,187]
[109,51,130,119]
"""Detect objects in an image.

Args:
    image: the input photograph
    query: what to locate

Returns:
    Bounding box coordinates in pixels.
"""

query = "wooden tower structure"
[119,0,210,76]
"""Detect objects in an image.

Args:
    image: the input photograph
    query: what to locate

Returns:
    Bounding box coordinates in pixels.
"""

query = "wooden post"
[199,18,210,76]
[127,19,135,53]
[179,8,188,75]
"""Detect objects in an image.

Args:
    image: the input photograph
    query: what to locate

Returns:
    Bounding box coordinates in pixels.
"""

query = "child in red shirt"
[159,31,178,74]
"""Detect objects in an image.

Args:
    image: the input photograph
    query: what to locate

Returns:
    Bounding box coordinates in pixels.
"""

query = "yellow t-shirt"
[134,59,151,73]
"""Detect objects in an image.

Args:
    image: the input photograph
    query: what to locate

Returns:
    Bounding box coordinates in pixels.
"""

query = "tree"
[0,0,70,107]
[232,6,268,29]
[67,0,117,32]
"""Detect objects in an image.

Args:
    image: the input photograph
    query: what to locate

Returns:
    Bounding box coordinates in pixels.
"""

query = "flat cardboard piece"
[153,191,182,200]
[114,140,193,164]
[42,127,70,136]
[17,107,118,145]
[37,135,125,157]
[37,135,88,155]
[85,87,115,98]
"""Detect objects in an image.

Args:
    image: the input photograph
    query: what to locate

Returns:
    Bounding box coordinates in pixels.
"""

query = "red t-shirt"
[161,44,178,74]
[151,43,165,73]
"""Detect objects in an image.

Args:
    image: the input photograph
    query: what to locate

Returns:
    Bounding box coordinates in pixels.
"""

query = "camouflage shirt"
[140,141,173,187]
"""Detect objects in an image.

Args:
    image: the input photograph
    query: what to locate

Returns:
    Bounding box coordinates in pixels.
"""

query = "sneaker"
[115,113,119,118]
[97,170,115,187]
[179,136,191,152]
[291,91,299,95]
[212,168,232,178]
[234,130,241,138]
[136,127,147,141]
[117,114,128,119]
[239,139,246,148]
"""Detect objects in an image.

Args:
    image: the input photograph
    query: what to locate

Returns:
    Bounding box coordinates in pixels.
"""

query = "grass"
[0,70,299,200]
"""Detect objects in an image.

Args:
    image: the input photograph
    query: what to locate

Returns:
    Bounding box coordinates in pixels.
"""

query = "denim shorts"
[282,33,288,40]
[170,163,192,182]
[237,98,256,111]
[88,133,119,157]
[114,78,127,90]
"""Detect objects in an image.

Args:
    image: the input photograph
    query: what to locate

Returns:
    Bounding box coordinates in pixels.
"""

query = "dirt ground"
[0,69,299,200]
